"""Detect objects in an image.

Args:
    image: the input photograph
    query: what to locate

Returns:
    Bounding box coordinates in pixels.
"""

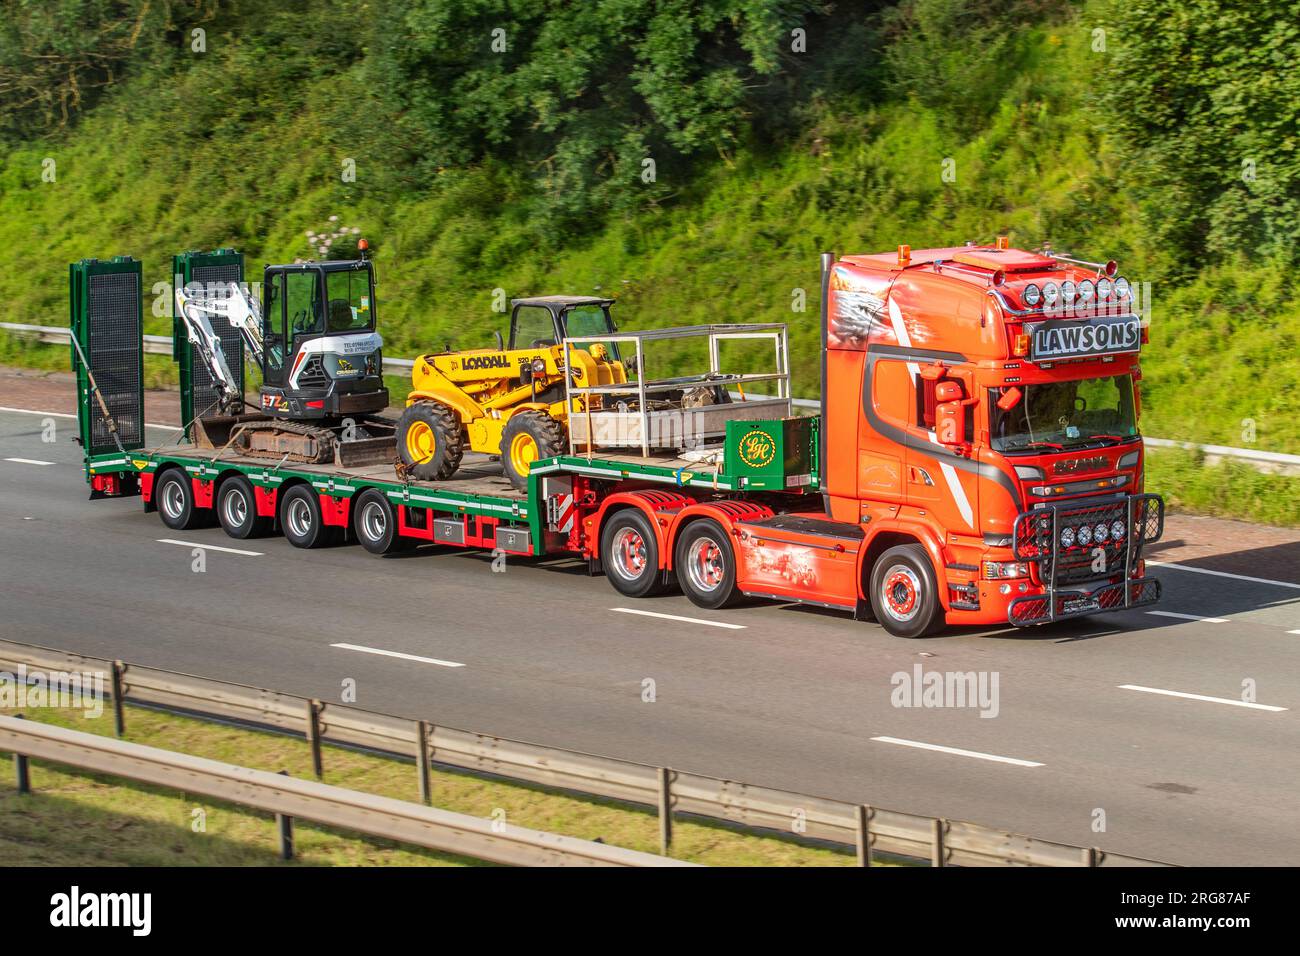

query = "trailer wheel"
[353,489,415,556]
[397,401,464,481]
[217,476,270,539]
[868,544,942,638]
[500,410,566,491]
[155,469,204,531]
[600,509,668,598]
[674,518,741,610]
[279,485,337,549]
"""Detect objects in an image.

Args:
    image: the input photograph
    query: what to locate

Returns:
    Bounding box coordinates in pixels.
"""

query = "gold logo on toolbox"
[738,430,777,469]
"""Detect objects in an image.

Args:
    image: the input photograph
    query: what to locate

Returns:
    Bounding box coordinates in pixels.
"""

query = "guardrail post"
[111,660,126,737]
[416,720,431,806]
[855,804,872,867]
[657,767,673,856]
[276,769,294,860]
[307,699,323,780]
[1083,847,1100,867]
[931,818,946,867]
[13,714,30,794]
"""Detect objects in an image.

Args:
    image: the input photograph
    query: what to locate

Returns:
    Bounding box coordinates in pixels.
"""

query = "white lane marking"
[870,736,1044,767]
[1146,610,1228,623]
[1289,629,1300,636]
[1119,684,1287,712]
[1147,560,1300,591]
[4,457,54,466]
[0,405,180,431]
[157,538,263,556]
[610,607,747,630]
[330,642,465,668]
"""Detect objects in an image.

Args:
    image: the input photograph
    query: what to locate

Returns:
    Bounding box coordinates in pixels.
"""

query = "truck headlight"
[1022,284,1042,307]
[1060,526,1076,547]
[1094,521,1109,543]
[983,560,1030,579]
[1111,520,1127,541]
[1077,523,1093,546]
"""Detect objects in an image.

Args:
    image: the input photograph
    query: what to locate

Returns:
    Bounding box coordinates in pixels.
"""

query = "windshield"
[990,374,1137,453]
[325,268,375,333]
[564,304,619,361]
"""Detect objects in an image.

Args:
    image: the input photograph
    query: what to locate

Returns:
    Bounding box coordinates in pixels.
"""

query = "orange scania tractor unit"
[73,240,1163,638]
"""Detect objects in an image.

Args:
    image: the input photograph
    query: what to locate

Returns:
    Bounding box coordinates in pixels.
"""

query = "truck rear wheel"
[279,485,337,549]
[869,544,942,638]
[353,489,415,556]
[500,410,566,491]
[600,509,668,598]
[155,469,204,531]
[217,476,270,539]
[674,519,741,610]
[397,401,464,481]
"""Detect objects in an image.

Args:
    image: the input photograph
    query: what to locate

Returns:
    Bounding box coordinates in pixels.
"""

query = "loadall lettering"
[1029,317,1140,361]
[462,353,512,371]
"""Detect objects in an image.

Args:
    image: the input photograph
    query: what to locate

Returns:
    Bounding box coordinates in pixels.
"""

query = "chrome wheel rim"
[685,535,726,593]
[361,501,386,542]
[286,498,313,538]
[881,564,922,622]
[222,488,247,527]
[161,479,185,519]
[609,527,648,581]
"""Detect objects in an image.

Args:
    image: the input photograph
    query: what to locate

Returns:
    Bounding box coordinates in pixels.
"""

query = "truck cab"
[822,240,1163,633]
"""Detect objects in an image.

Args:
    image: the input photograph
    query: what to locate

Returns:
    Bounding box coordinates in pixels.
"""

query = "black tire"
[600,508,668,598]
[279,484,337,549]
[868,543,942,638]
[500,410,567,491]
[674,518,742,610]
[155,468,204,531]
[397,401,464,481]
[217,476,270,539]
[353,489,415,556]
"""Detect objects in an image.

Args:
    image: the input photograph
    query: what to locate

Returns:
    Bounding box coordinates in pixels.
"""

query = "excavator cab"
[259,259,388,419]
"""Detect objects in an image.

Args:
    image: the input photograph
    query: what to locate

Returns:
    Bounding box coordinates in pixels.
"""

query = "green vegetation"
[1,3,1296,461]
[1145,449,1300,529]
[1,703,858,866]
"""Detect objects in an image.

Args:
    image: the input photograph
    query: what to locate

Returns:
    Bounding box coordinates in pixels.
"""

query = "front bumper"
[1006,493,1164,627]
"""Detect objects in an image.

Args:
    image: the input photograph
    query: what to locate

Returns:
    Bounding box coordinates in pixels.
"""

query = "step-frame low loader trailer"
[70,242,1164,637]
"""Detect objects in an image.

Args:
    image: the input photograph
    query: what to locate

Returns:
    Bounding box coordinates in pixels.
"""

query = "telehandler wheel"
[397,401,464,481]
[674,518,742,610]
[500,410,566,492]
[353,489,416,556]
[600,508,669,598]
[217,475,271,539]
[279,484,338,549]
[868,544,942,638]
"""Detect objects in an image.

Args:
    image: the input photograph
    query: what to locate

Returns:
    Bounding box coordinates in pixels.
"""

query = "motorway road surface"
[1,389,1299,865]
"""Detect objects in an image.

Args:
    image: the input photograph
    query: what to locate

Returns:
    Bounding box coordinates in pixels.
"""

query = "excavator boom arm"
[174,281,265,412]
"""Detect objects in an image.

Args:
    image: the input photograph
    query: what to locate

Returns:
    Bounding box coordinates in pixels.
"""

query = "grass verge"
[1146,448,1300,529]
[0,704,856,867]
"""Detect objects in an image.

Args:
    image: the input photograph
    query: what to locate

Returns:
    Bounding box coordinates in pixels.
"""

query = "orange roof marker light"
[898,244,911,267]
[996,235,1010,250]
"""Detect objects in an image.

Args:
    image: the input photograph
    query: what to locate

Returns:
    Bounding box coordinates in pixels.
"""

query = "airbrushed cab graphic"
[821,240,1163,632]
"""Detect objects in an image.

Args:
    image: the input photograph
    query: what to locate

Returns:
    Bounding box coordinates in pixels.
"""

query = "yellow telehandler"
[396,296,627,490]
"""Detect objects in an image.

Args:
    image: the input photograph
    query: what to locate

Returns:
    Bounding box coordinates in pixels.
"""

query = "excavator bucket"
[334,434,397,469]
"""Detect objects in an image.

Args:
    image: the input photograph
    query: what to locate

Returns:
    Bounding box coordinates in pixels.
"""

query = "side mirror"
[996,386,1022,411]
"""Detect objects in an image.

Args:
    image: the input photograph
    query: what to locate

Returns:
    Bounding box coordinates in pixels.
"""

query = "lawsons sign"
[1028,315,1140,362]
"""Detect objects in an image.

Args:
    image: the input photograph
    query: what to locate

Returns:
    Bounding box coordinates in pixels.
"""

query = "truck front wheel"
[674,519,741,610]
[869,544,942,638]
[600,509,668,598]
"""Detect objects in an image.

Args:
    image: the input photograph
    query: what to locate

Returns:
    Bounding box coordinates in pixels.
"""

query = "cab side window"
[511,306,556,349]
[285,271,322,341]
